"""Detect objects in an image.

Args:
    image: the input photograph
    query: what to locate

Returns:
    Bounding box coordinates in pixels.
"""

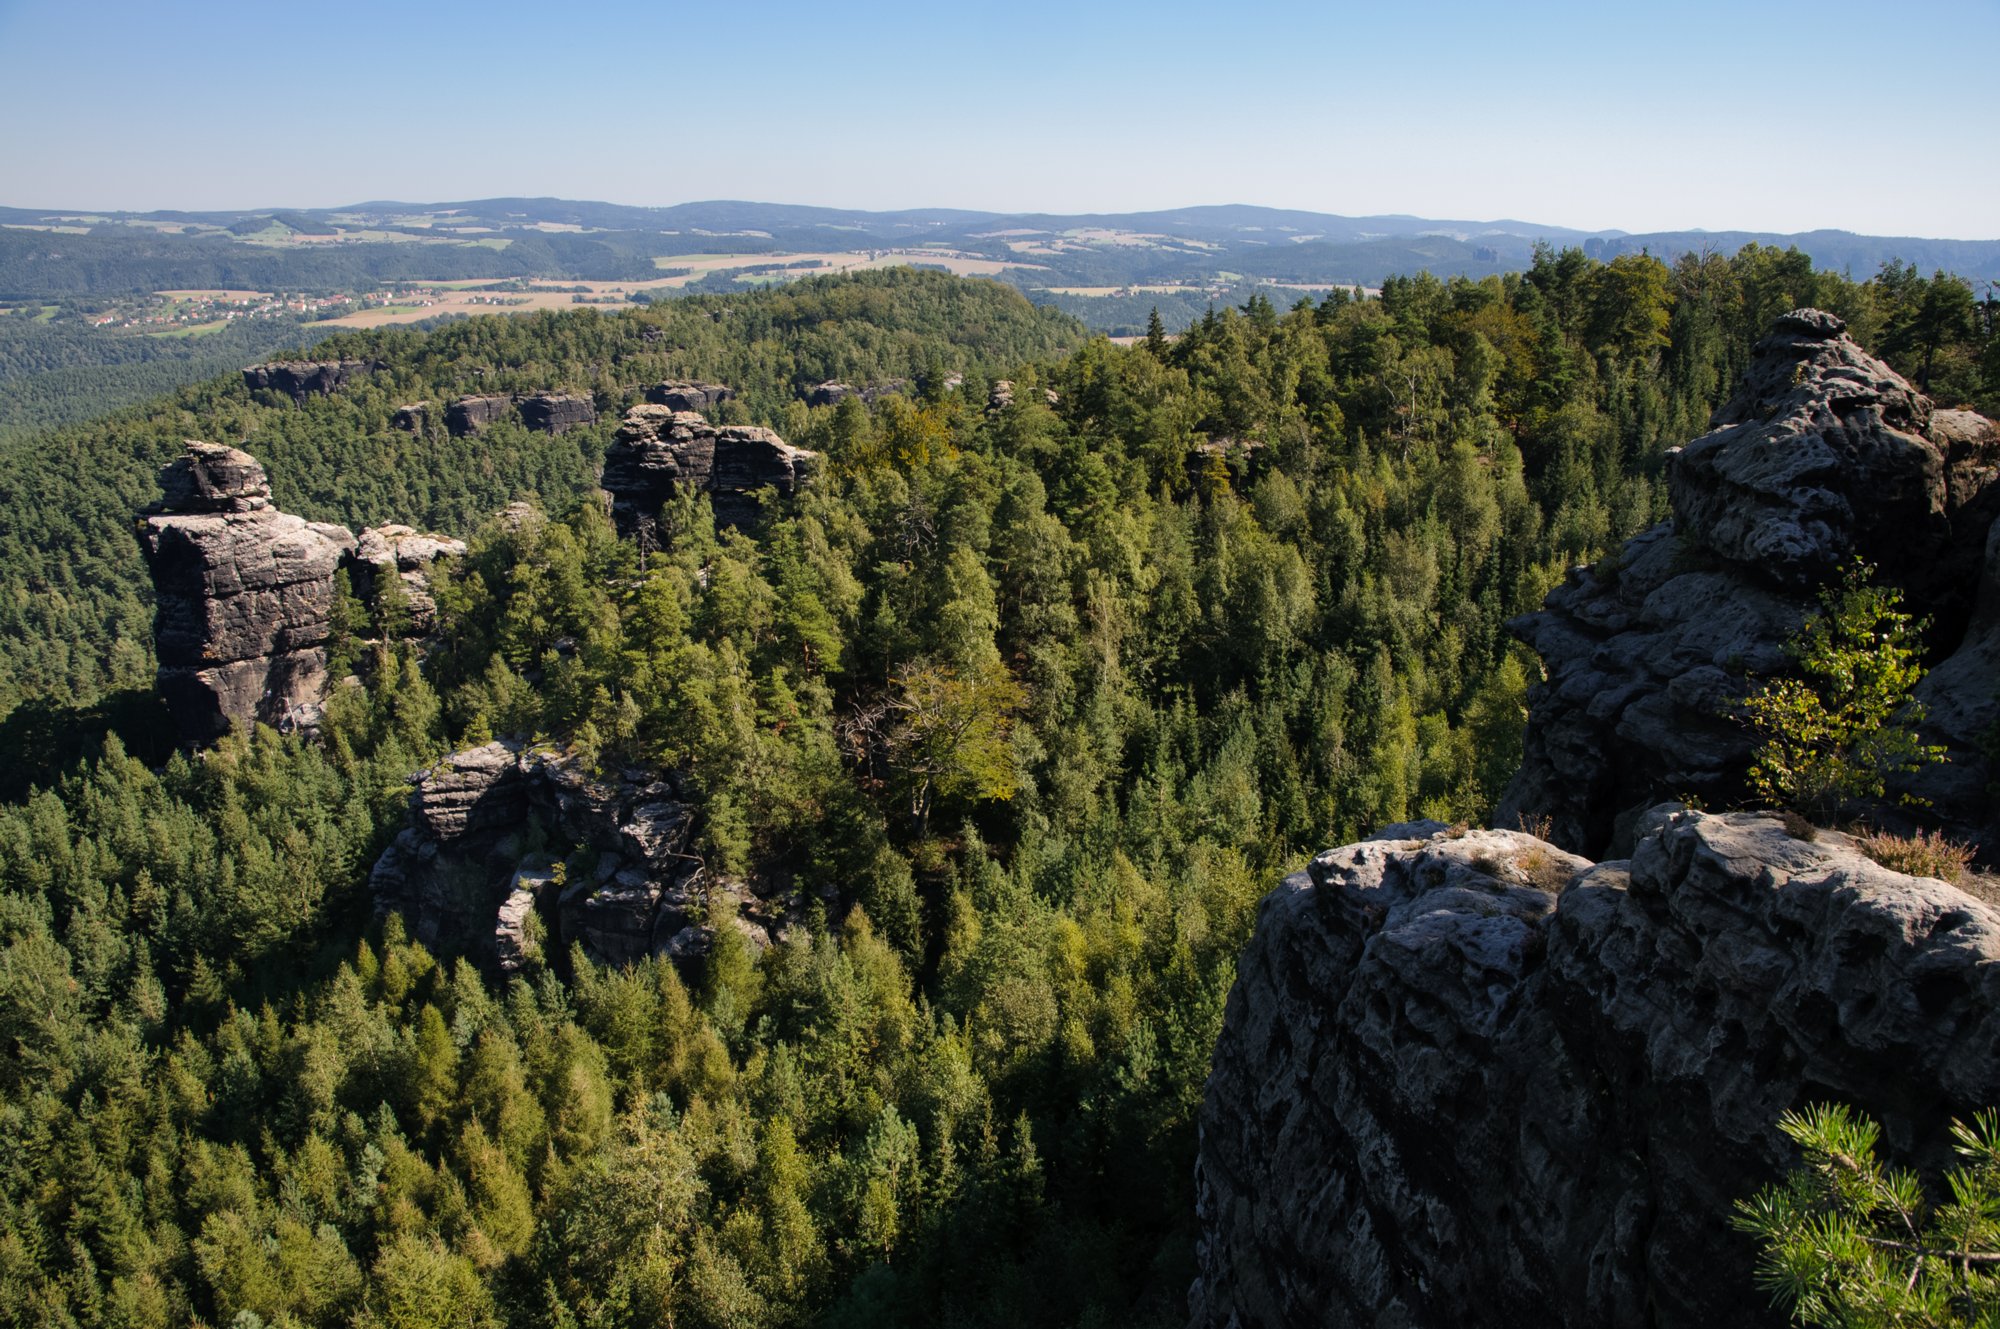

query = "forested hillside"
[0,315,340,441]
[0,253,1992,1328]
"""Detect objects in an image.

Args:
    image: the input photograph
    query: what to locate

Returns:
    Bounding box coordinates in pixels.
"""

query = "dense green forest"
[0,254,1993,1328]
[0,229,662,297]
[0,315,338,442]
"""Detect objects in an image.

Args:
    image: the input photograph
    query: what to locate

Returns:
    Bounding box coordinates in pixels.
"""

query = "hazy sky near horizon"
[2,0,1995,238]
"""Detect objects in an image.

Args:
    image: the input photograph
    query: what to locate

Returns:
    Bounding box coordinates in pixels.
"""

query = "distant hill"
[2,198,1994,324]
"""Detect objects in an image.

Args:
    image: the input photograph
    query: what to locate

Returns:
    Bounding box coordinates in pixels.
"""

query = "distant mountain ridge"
[2,197,1994,319]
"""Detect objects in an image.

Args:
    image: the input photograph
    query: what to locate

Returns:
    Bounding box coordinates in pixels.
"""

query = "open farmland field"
[314,287,598,327]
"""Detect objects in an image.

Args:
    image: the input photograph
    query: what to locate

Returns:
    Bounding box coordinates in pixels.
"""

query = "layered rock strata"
[242,359,373,402]
[1192,808,2000,1328]
[370,740,782,971]
[1498,310,2000,856]
[646,380,735,412]
[601,405,817,539]
[137,442,356,741]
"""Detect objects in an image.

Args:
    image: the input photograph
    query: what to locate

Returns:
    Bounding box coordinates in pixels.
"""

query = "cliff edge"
[1192,809,2000,1327]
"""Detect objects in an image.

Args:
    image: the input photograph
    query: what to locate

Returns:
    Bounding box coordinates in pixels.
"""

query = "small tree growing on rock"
[1734,1102,2000,1327]
[1743,560,1945,820]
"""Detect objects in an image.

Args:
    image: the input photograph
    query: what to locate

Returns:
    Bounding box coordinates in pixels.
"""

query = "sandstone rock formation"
[391,403,429,433]
[646,380,735,412]
[1192,808,2000,1328]
[445,394,514,437]
[1498,310,2000,857]
[242,359,373,403]
[806,379,906,408]
[517,392,596,435]
[601,405,818,539]
[137,442,356,742]
[370,739,782,971]
[349,524,467,635]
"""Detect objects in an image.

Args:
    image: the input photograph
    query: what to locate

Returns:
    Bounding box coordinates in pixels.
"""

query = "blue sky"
[2,0,1995,237]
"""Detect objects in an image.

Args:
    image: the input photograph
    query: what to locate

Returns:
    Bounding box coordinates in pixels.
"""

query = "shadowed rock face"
[242,359,373,403]
[137,442,355,742]
[1499,310,2000,856]
[445,394,514,437]
[601,405,817,540]
[1192,808,2000,1329]
[369,740,784,972]
[517,393,596,435]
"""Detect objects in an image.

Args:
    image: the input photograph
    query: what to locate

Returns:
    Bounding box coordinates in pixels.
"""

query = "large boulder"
[370,740,780,972]
[1499,311,2000,856]
[601,405,817,541]
[137,443,355,742]
[1192,808,2000,1328]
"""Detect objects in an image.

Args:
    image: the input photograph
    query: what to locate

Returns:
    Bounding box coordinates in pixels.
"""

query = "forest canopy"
[0,252,1992,1328]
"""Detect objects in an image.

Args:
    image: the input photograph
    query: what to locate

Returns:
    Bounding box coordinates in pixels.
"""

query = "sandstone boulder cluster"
[369,739,785,972]
[601,404,818,538]
[1497,310,2000,856]
[1192,808,2000,1328]
[136,442,461,743]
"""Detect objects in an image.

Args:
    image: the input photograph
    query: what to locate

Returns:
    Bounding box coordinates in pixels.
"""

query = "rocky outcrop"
[242,359,373,403]
[647,380,735,413]
[1499,310,2000,856]
[445,394,514,437]
[137,442,356,742]
[1193,807,2000,1328]
[349,524,466,635]
[601,405,818,540]
[987,379,1060,412]
[517,392,596,435]
[370,740,783,971]
[391,403,429,433]
[806,379,906,408]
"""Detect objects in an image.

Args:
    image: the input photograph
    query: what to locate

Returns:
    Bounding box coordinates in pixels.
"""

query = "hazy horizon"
[3,0,1997,239]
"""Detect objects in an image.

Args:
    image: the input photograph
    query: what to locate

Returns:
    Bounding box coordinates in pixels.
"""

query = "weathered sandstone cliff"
[137,442,463,743]
[137,443,356,741]
[1497,310,1999,856]
[1193,809,2000,1328]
